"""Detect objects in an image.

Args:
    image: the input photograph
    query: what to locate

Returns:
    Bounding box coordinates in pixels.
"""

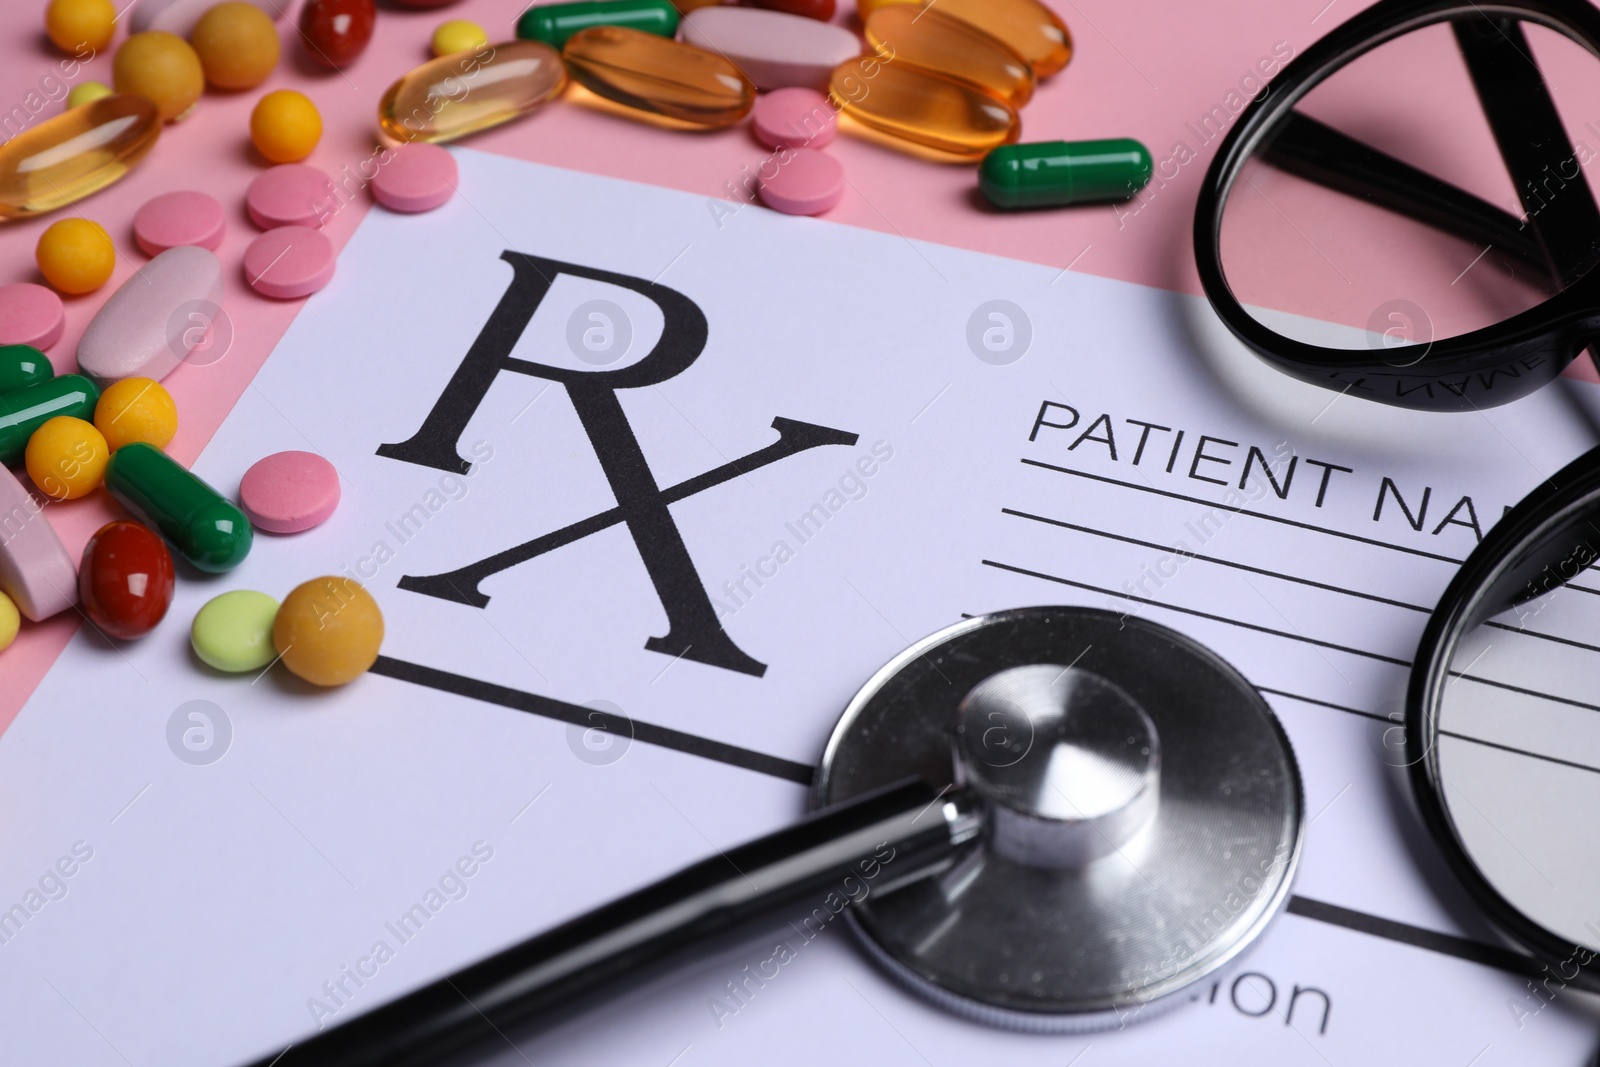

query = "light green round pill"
[191,590,280,672]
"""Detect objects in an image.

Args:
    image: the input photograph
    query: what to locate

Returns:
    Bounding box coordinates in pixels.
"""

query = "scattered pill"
[378,40,566,144]
[104,442,253,572]
[829,60,1018,159]
[0,465,77,621]
[0,287,65,350]
[77,245,223,384]
[680,7,859,91]
[0,346,53,396]
[133,190,226,255]
[114,31,205,122]
[78,520,175,640]
[243,227,336,299]
[132,0,279,35]
[865,6,1033,107]
[95,377,178,451]
[238,450,340,533]
[299,0,376,68]
[0,375,99,466]
[273,576,383,686]
[191,1,280,90]
[750,0,835,18]
[0,95,161,219]
[979,138,1153,209]
[432,18,488,56]
[246,164,336,229]
[858,0,1071,77]
[564,27,755,128]
[46,0,116,54]
[516,0,679,51]
[66,81,113,109]
[191,589,280,671]
[26,416,110,501]
[36,218,116,295]
[759,148,844,215]
[752,87,836,149]
[251,89,322,164]
[0,590,17,653]
[370,143,457,213]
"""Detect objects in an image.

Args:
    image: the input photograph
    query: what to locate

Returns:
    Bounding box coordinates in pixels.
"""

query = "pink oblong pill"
[680,7,859,90]
[371,143,458,213]
[131,0,280,34]
[0,283,64,350]
[244,227,336,300]
[239,450,341,533]
[134,190,226,256]
[759,148,844,215]
[0,466,76,621]
[752,87,836,149]
[77,246,224,384]
[247,165,338,230]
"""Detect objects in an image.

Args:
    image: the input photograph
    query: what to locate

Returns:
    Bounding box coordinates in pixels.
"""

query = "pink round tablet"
[246,164,337,230]
[133,190,225,255]
[245,227,336,300]
[0,283,64,349]
[371,143,458,213]
[239,450,341,533]
[759,148,844,216]
[752,87,836,150]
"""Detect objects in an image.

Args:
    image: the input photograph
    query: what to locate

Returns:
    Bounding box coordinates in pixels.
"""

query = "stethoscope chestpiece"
[815,606,1305,1033]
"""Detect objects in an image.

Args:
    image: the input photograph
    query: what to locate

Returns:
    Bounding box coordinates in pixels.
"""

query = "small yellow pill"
[46,0,116,55]
[191,2,281,90]
[0,589,19,652]
[114,31,206,122]
[36,218,115,295]
[66,80,113,108]
[250,89,321,163]
[431,19,488,57]
[273,576,384,687]
[95,377,178,452]
[26,415,110,501]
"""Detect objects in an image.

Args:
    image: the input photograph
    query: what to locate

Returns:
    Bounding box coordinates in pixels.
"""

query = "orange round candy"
[114,31,205,121]
[272,576,383,686]
[191,2,280,90]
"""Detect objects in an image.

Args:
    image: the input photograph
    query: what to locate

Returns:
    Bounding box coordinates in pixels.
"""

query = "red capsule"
[748,0,836,19]
[78,521,175,640]
[298,0,376,69]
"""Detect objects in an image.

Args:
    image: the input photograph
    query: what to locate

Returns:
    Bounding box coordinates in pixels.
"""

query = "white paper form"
[2,149,1600,1065]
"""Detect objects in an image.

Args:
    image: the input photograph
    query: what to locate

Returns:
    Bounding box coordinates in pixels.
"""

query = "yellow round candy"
[250,89,321,163]
[191,2,280,90]
[431,19,488,57]
[66,80,113,108]
[95,377,178,452]
[114,31,205,122]
[36,217,115,295]
[273,577,384,687]
[0,590,18,653]
[26,416,110,501]
[45,0,116,55]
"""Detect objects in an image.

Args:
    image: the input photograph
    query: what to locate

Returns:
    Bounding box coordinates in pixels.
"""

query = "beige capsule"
[378,40,567,145]
[865,5,1033,107]
[0,95,160,219]
[562,26,755,129]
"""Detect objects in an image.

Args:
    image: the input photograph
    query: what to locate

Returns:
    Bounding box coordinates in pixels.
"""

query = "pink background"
[0,0,1591,726]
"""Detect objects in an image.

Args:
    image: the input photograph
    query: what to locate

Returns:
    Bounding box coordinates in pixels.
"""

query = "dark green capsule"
[979,138,1153,209]
[0,373,98,466]
[0,345,53,396]
[516,0,678,51]
[104,443,252,573]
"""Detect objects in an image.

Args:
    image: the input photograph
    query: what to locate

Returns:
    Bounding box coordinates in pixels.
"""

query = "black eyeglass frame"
[1192,0,1600,413]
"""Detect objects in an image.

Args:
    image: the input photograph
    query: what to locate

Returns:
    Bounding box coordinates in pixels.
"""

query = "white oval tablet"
[0,466,76,621]
[130,0,280,35]
[680,7,861,91]
[77,246,224,385]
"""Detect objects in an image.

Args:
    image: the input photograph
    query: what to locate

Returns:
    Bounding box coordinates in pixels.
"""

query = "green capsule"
[516,0,678,50]
[0,345,53,396]
[979,138,1153,209]
[104,443,252,573]
[0,373,97,465]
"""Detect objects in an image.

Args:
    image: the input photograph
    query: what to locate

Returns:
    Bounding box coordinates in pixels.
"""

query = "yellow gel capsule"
[830,60,1018,159]
[865,6,1033,107]
[858,0,1071,77]
[67,81,113,108]
[26,415,109,500]
[562,26,754,129]
[0,95,160,219]
[378,40,566,145]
